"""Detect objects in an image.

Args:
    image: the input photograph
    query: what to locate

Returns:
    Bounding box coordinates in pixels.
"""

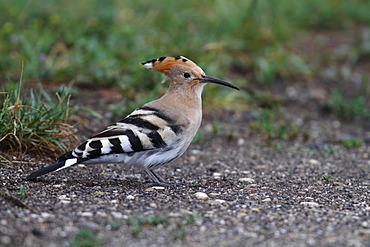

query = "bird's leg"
[144,168,174,187]
[151,170,174,184]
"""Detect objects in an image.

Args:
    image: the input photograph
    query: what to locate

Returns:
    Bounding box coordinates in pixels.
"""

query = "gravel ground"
[1,117,369,247]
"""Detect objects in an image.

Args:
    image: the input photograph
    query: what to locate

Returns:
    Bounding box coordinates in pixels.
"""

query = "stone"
[237,138,245,146]
[300,202,320,207]
[194,192,209,200]
[214,199,226,204]
[308,159,320,165]
[40,212,53,218]
[126,195,135,200]
[80,212,93,217]
[238,177,255,183]
[209,199,226,205]
[111,212,123,219]
[152,186,165,190]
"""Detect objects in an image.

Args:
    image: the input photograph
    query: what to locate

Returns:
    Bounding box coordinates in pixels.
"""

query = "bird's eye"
[183,72,191,78]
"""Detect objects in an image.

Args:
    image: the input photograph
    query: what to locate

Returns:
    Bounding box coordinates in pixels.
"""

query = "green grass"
[322,89,369,119]
[18,184,26,200]
[249,108,309,141]
[68,229,103,247]
[173,212,198,240]
[0,234,11,246]
[107,221,120,231]
[0,72,76,155]
[320,144,335,155]
[126,213,197,239]
[341,137,362,148]
[126,214,170,237]
[321,174,335,184]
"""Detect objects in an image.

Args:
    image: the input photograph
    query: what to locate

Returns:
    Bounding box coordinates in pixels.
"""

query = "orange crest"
[142,56,198,75]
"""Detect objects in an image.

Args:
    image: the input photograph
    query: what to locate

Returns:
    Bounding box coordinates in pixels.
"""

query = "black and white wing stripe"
[27,106,183,181]
[58,106,183,162]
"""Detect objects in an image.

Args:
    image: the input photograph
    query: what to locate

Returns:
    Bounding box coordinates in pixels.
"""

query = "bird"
[26,56,239,186]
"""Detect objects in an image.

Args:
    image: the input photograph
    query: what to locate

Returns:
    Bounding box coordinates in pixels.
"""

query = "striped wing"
[58,106,182,162]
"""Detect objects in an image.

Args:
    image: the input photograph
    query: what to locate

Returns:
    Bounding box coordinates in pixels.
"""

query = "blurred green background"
[1,0,370,153]
[1,0,369,89]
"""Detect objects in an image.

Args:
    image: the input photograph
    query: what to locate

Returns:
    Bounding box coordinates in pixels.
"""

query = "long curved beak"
[200,75,239,90]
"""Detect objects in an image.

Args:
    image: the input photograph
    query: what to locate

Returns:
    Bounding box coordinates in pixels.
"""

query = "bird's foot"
[144,169,175,187]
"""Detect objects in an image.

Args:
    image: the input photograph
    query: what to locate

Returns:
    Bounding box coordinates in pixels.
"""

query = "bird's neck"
[167,81,204,101]
[147,82,203,129]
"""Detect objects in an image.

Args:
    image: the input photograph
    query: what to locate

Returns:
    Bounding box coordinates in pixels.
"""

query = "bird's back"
[58,105,188,167]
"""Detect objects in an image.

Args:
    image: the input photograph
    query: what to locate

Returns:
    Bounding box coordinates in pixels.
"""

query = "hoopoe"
[26,56,239,186]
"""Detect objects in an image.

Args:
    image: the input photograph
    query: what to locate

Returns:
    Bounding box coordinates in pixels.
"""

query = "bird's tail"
[26,158,79,180]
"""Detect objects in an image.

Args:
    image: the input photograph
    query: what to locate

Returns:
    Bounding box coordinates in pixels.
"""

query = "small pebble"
[262,198,271,202]
[188,155,197,163]
[96,211,107,217]
[300,202,320,207]
[168,212,181,217]
[126,195,135,200]
[209,199,226,205]
[238,177,255,183]
[111,212,123,219]
[152,186,165,190]
[30,214,40,219]
[80,221,98,230]
[308,159,320,165]
[144,188,155,192]
[41,212,53,218]
[80,212,93,217]
[213,172,222,179]
[194,192,209,200]
[250,208,260,212]
[236,211,247,218]
[57,195,69,200]
[237,138,245,146]
[209,192,220,196]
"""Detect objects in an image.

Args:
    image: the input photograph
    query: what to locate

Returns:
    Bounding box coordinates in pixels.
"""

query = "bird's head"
[142,56,239,91]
